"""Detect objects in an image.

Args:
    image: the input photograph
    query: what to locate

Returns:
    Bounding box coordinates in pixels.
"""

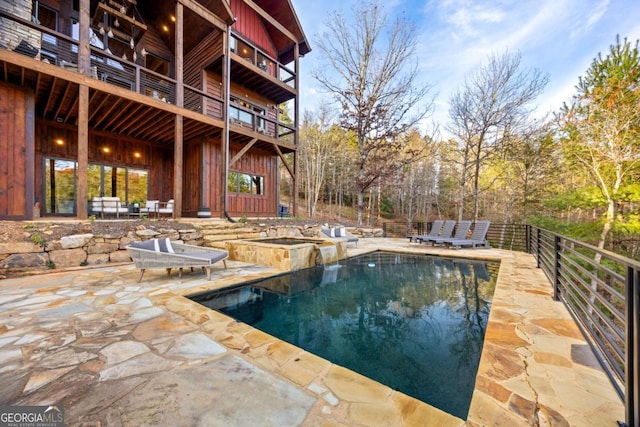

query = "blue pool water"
[191,252,497,419]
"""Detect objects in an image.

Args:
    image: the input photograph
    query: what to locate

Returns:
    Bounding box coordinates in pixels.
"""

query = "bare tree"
[298,107,343,218]
[313,1,433,225]
[448,51,549,221]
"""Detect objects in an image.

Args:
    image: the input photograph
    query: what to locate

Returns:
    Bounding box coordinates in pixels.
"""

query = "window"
[228,172,264,195]
[43,158,149,215]
[34,2,58,62]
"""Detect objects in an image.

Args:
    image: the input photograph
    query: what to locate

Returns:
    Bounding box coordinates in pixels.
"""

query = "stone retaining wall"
[0,222,383,278]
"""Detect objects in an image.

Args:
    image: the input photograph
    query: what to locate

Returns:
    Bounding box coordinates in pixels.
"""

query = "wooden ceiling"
[134,0,310,63]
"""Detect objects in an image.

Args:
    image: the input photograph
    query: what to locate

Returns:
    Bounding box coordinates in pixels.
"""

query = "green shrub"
[30,233,46,248]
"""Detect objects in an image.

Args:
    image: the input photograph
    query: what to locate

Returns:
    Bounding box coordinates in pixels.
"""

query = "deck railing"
[383,221,638,426]
[0,11,295,145]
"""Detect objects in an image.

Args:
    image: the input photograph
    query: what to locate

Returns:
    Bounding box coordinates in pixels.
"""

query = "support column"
[173,3,184,219]
[221,22,231,220]
[292,42,300,217]
[76,0,90,219]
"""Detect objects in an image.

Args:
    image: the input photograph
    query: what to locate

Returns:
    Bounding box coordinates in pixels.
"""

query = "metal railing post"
[625,266,639,427]
[553,235,561,301]
[536,228,541,268]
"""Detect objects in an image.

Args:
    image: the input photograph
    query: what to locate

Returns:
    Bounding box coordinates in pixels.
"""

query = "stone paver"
[0,239,625,426]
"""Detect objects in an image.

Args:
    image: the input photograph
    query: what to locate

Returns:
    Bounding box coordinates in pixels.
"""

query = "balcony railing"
[383,220,637,427]
[230,33,296,88]
[1,11,296,146]
[228,102,295,142]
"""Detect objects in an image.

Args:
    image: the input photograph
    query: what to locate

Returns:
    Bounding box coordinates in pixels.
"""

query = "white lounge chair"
[408,220,444,243]
[127,238,228,282]
[444,220,491,249]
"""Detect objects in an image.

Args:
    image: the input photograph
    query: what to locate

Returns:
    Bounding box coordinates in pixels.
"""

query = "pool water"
[192,252,497,419]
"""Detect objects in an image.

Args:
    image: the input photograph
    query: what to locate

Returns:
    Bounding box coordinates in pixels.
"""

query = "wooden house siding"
[204,72,223,119]
[202,136,223,216]
[184,31,222,89]
[230,0,277,58]
[0,0,305,219]
[0,84,34,219]
[227,142,277,216]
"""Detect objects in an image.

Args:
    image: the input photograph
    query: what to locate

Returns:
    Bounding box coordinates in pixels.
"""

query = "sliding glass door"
[43,158,76,215]
[43,158,149,216]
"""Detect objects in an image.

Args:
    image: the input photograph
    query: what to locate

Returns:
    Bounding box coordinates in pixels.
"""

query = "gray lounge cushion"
[130,238,174,253]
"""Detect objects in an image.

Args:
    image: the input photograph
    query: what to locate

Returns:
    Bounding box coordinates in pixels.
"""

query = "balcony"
[0,10,296,151]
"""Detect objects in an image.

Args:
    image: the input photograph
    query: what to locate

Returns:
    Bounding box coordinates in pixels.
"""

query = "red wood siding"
[0,84,34,219]
[204,72,223,119]
[203,136,223,216]
[183,139,203,216]
[184,32,223,88]
[230,0,277,57]
[227,142,277,217]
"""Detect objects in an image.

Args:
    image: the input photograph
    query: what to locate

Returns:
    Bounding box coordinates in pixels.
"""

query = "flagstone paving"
[0,238,624,426]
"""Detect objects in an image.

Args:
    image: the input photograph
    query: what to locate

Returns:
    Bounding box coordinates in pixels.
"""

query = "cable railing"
[383,220,637,426]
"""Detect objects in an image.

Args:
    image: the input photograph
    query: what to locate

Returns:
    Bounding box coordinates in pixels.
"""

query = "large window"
[43,159,76,215]
[42,158,149,215]
[228,172,264,195]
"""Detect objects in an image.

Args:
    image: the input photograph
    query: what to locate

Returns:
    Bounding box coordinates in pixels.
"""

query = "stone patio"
[0,238,624,426]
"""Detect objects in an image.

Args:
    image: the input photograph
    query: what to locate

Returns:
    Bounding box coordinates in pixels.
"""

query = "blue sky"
[291,0,640,135]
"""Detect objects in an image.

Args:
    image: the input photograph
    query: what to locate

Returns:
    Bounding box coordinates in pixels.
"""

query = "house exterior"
[0,0,309,220]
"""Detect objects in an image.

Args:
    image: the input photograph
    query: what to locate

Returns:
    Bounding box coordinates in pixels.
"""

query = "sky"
[290,0,640,137]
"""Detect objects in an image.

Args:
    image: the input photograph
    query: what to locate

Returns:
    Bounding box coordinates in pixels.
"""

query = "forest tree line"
[280,2,640,259]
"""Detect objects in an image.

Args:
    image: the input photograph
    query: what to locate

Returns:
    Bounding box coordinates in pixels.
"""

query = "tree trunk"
[357,191,364,225]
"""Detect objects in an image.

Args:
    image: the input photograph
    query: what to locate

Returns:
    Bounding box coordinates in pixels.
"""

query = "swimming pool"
[191,251,498,419]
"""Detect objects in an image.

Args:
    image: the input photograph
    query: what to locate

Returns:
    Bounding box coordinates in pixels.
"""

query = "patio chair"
[444,220,491,249]
[320,226,359,246]
[408,220,444,243]
[126,238,228,282]
[424,220,472,246]
[139,200,159,217]
[91,196,128,218]
[157,199,174,217]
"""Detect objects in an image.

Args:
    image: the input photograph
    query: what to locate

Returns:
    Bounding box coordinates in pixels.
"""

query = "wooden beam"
[271,142,293,178]
[178,0,228,32]
[77,0,90,219]
[229,138,257,167]
[173,2,184,219]
[243,0,297,42]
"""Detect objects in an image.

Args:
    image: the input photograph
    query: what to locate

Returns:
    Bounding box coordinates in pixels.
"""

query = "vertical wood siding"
[230,0,277,57]
[0,84,32,219]
[184,31,223,88]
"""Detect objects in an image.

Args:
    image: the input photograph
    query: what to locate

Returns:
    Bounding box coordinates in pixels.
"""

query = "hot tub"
[225,237,346,271]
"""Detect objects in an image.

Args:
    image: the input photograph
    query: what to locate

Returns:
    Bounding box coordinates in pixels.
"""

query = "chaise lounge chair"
[424,220,472,246]
[126,238,228,282]
[419,220,456,245]
[320,227,359,246]
[408,220,444,243]
[444,220,491,249]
